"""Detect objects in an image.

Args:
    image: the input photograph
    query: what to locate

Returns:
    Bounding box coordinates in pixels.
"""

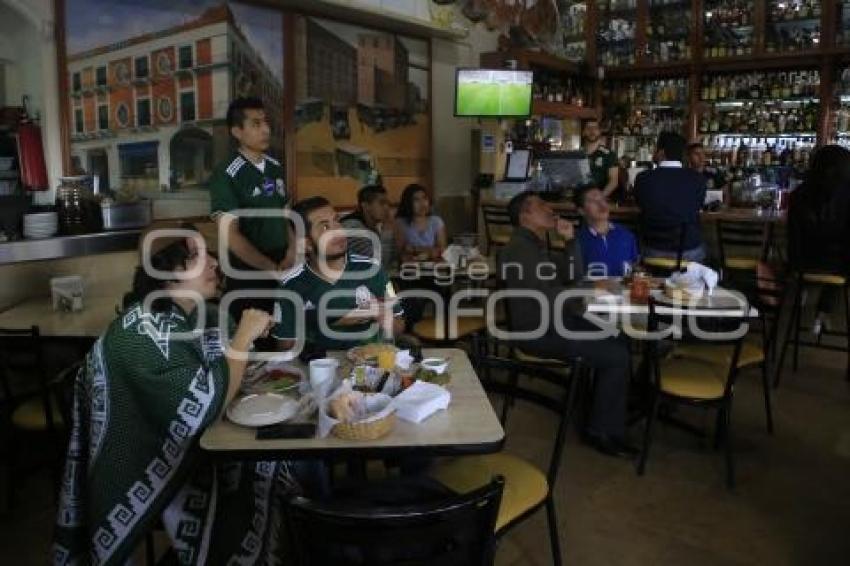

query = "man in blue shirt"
[575,187,639,277]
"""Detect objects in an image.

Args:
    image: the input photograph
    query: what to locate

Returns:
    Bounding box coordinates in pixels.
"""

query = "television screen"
[455,69,533,117]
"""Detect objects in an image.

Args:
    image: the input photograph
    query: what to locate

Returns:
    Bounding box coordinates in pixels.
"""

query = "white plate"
[226,393,299,427]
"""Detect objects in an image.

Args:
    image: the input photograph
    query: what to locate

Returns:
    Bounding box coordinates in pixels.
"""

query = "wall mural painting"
[64,1,283,193]
[294,16,430,206]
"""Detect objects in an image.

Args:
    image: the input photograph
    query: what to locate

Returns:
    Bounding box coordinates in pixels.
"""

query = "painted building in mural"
[66,5,283,192]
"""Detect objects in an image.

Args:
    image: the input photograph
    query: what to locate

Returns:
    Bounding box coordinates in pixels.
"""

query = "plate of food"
[227,393,299,427]
[347,343,399,365]
[242,361,304,395]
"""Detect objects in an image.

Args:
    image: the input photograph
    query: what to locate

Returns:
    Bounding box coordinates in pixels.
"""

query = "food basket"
[332,411,396,440]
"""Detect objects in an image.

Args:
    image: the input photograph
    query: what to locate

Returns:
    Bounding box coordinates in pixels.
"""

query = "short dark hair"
[293,196,331,233]
[357,184,387,206]
[226,97,265,130]
[573,186,601,209]
[657,131,686,162]
[124,223,201,312]
[507,191,538,227]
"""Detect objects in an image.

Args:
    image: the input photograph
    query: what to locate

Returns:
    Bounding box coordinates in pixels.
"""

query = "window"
[180,91,196,122]
[72,72,81,92]
[95,66,107,87]
[178,45,193,69]
[74,108,84,133]
[97,104,108,130]
[116,103,130,127]
[134,56,149,79]
[137,99,151,127]
[119,141,159,191]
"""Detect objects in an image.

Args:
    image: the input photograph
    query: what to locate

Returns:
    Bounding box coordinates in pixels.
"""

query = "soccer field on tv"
[456,81,531,116]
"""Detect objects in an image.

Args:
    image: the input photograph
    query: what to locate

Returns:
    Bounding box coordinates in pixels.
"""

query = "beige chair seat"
[430,453,548,532]
[724,257,759,270]
[413,316,487,341]
[644,257,690,270]
[659,357,726,400]
[674,338,765,370]
[802,273,847,286]
[12,396,63,432]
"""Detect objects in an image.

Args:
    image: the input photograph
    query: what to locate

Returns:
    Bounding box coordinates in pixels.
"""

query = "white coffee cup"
[309,358,339,398]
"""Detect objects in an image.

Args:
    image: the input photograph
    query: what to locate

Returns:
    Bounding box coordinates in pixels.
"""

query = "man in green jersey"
[209,97,293,320]
[272,196,404,353]
[583,119,620,199]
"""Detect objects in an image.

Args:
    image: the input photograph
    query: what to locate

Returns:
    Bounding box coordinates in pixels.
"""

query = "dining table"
[0,294,121,338]
[200,347,505,460]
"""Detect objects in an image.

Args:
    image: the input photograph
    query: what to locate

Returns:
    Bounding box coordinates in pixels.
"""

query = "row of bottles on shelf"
[612,109,685,136]
[532,73,589,106]
[767,0,821,22]
[647,4,691,62]
[702,136,815,168]
[601,0,638,11]
[765,24,820,52]
[699,104,819,134]
[611,78,689,105]
[700,70,821,101]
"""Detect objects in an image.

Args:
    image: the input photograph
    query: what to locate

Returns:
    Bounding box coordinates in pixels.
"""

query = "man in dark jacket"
[498,191,636,458]
[635,132,707,262]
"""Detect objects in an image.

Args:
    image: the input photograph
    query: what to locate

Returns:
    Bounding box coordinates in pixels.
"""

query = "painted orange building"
[67,4,283,191]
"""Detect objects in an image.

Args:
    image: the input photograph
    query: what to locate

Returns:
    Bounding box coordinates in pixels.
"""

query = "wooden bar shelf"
[532,101,598,119]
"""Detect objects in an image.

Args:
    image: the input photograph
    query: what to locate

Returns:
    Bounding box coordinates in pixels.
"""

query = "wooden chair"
[481,204,513,255]
[672,272,782,434]
[429,353,581,565]
[636,298,749,489]
[287,477,504,566]
[716,220,770,279]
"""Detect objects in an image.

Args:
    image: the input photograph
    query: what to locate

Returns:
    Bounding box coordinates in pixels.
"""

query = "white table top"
[200,348,505,458]
[586,286,759,318]
[0,295,120,337]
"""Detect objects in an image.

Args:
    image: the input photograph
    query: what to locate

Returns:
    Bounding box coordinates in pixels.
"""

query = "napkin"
[390,381,451,423]
[685,262,719,293]
[441,244,481,265]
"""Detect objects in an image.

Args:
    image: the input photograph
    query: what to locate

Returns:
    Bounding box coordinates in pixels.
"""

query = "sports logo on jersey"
[262,177,276,196]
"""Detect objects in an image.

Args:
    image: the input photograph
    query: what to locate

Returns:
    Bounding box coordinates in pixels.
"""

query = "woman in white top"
[394,183,448,262]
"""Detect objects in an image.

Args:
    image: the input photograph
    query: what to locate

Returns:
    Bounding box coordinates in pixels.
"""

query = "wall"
[0,0,62,204]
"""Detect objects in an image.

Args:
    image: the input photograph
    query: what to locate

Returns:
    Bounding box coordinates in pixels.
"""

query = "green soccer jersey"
[271,254,404,351]
[208,152,289,264]
[586,145,618,190]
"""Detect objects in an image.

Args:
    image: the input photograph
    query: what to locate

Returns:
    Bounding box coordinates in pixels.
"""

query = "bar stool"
[640,222,688,275]
[715,219,771,284]
[776,271,850,384]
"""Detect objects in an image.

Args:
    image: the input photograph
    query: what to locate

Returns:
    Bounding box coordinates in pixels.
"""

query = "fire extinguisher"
[15,96,49,191]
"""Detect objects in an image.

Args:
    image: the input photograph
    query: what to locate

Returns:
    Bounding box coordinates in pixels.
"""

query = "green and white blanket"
[53,302,298,565]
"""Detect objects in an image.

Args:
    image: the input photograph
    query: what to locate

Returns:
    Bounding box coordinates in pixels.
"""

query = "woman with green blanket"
[53,227,302,565]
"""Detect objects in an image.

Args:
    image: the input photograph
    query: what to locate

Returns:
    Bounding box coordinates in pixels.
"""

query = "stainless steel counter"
[0,229,142,265]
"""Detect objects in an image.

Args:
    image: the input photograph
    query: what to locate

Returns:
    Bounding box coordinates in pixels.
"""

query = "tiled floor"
[2,347,850,565]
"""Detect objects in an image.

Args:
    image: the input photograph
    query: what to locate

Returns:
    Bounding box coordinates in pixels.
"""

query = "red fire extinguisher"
[15,96,49,191]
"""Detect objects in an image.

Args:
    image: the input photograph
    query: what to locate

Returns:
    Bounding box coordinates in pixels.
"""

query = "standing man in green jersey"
[208,97,293,320]
[582,119,620,199]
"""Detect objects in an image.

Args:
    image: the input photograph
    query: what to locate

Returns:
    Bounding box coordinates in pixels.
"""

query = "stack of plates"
[23,212,58,239]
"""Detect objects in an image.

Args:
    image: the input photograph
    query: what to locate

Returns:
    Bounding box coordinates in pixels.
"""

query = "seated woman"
[394,183,447,263]
[53,227,307,565]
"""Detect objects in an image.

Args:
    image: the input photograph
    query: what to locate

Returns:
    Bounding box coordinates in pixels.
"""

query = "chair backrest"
[55,361,84,430]
[716,220,769,266]
[481,204,512,250]
[476,351,580,488]
[648,297,748,398]
[287,477,504,566]
[640,221,686,268]
[0,326,45,403]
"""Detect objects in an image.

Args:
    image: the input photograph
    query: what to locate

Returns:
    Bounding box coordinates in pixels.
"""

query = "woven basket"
[332,411,396,441]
